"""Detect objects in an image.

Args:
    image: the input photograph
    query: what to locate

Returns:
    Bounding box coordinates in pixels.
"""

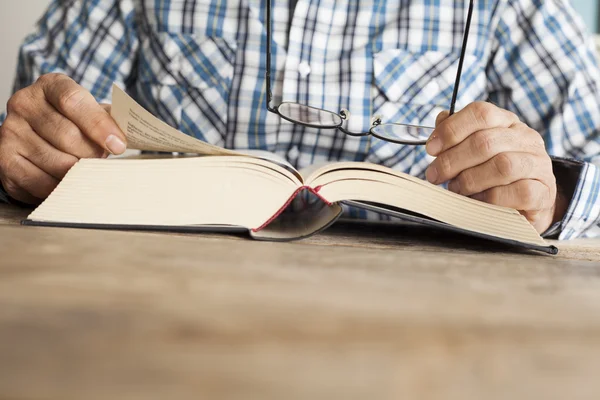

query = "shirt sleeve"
[0,0,139,204]
[10,0,139,103]
[487,0,600,240]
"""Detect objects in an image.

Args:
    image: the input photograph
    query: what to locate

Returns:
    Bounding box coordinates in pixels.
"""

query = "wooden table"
[1,203,600,400]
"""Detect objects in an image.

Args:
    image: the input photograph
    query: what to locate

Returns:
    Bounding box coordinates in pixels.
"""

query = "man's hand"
[425,101,567,234]
[0,73,126,204]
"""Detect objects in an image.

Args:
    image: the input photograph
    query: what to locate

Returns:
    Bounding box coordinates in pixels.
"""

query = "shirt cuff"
[549,157,600,240]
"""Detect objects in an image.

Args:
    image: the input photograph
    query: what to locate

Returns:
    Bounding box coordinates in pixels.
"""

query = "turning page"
[110,85,301,177]
[110,84,239,155]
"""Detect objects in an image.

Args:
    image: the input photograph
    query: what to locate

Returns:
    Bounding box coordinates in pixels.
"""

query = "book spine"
[251,186,331,233]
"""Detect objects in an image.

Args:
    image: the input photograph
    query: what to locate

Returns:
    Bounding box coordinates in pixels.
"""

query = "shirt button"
[298,61,311,78]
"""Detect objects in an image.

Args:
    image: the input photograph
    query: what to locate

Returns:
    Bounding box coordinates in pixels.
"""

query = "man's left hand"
[425,101,567,234]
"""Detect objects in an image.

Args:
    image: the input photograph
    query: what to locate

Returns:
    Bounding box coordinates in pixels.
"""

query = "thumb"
[435,110,450,127]
[42,76,127,155]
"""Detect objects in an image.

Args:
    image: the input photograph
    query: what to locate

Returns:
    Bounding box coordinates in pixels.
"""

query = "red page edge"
[251,185,330,233]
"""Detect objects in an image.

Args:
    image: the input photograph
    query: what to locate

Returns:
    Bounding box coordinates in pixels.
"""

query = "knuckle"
[435,110,450,126]
[444,123,461,145]
[57,87,85,111]
[60,126,85,151]
[436,153,453,178]
[507,112,522,126]
[6,90,31,115]
[459,171,477,194]
[0,121,17,143]
[519,154,535,174]
[470,102,496,126]
[471,130,494,156]
[37,72,65,86]
[29,146,53,168]
[519,182,541,210]
[59,122,80,144]
[493,153,514,179]
[2,178,20,198]
[516,121,542,139]
[88,113,111,135]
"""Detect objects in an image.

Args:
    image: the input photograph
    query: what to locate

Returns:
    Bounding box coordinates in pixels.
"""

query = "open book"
[22,85,558,255]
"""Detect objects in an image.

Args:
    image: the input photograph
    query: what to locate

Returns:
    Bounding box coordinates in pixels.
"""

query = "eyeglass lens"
[277,102,343,128]
[370,123,434,144]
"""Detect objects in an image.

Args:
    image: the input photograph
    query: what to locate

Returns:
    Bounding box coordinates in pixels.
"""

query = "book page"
[306,162,548,246]
[110,85,302,179]
[27,157,299,231]
[111,84,239,155]
[240,149,299,175]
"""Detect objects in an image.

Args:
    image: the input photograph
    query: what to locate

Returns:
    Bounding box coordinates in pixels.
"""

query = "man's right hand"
[0,73,127,204]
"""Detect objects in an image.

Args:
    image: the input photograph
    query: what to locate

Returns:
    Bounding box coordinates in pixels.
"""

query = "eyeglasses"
[265,0,474,145]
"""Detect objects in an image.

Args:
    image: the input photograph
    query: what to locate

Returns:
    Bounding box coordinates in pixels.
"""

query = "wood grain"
[2,203,600,400]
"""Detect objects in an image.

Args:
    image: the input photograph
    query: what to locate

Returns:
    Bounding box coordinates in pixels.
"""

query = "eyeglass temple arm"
[265,0,276,112]
[449,0,474,116]
[266,0,472,116]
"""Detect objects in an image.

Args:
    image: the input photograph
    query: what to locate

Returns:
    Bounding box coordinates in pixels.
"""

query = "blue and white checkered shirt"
[1,0,600,239]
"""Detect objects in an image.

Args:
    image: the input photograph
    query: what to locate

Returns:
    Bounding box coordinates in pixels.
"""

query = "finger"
[24,97,106,159]
[15,125,79,179]
[520,208,554,233]
[5,87,104,158]
[471,179,554,212]
[1,154,59,201]
[426,126,547,185]
[426,102,520,156]
[447,152,554,196]
[435,110,450,127]
[40,74,127,154]
[0,177,41,204]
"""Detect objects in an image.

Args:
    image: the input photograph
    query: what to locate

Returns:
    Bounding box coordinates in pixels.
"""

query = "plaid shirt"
[1,0,600,240]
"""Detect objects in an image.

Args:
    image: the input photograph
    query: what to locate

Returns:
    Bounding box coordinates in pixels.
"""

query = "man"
[0,0,598,239]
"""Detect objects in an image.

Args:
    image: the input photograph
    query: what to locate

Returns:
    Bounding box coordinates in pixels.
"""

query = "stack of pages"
[22,85,558,254]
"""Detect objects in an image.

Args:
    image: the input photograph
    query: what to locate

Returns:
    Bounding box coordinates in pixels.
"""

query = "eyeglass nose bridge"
[336,111,375,139]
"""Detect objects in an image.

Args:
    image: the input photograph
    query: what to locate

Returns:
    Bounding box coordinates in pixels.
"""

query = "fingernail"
[426,135,443,156]
[426,165,439,184]
[448,179,460,193]
[105,135,126,155]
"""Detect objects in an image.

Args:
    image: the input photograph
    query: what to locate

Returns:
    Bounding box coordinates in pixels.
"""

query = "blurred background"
[1,0,600,111]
